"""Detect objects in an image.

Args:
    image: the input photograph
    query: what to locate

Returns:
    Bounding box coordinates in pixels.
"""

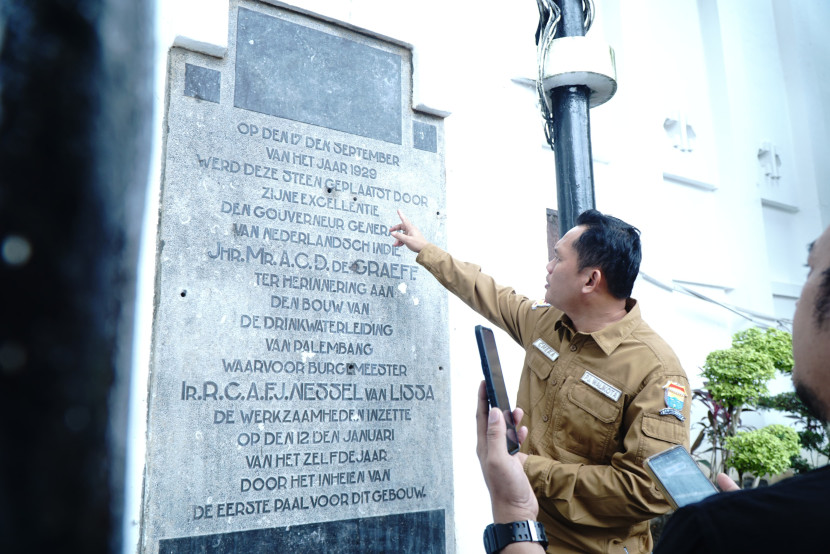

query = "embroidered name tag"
[581,371,622,402]
[533,338,559,363]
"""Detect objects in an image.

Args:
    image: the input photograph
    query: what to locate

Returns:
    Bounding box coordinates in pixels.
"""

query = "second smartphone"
[475,325,520,454]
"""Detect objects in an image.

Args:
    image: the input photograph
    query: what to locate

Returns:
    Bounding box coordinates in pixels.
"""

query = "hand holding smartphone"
[644,444,718,509]
[475,325,520,454]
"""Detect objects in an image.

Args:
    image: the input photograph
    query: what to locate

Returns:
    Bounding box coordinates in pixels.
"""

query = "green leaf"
[691,429,705,454]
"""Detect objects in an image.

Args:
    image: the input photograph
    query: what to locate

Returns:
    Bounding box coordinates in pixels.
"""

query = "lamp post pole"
[550,0,596,236]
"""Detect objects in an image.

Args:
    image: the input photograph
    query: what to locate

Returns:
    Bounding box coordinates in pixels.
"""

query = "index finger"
[396,209,411,228]
[512,407,525,428]
[389,209,409,234]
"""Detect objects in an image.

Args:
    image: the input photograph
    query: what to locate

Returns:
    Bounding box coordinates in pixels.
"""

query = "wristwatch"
[483,520,548,553]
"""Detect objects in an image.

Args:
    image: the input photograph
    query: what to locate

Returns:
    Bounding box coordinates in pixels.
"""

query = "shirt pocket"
[526,349,555,411]
[638,413,688,465]
[527,348,555,380]
[555,377,623,462]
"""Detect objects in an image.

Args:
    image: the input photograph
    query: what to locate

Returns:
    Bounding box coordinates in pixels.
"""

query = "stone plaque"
[142,1,451,552]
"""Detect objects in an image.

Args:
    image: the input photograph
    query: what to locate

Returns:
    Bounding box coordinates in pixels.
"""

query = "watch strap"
[483,520,548,553]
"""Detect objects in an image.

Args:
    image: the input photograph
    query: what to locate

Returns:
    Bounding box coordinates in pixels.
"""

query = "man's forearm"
[416,244,535,345]
[524,454,670,527]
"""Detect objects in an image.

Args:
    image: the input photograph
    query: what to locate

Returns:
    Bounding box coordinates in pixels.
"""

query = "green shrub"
[725,425,801,480]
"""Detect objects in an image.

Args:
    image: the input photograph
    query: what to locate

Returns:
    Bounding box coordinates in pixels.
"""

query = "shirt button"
[551,379,558,386]
[570,344,578,352]
[543,415,549,422]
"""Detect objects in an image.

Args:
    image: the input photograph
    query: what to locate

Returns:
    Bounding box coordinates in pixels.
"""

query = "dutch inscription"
[174,118,438,524]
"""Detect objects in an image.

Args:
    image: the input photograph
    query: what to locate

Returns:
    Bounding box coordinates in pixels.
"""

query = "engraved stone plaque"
[142,1,451,552]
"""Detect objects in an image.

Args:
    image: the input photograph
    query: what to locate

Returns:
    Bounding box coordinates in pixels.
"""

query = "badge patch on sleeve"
[660,381,687,421]
[531,300,551,310]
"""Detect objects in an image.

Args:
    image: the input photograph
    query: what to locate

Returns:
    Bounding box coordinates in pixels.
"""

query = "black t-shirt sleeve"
[655,467,830,552]
[653,507,710,553]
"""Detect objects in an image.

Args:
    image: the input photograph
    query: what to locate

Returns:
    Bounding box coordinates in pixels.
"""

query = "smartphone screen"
[644,445,718,509]
[475,325,520,454]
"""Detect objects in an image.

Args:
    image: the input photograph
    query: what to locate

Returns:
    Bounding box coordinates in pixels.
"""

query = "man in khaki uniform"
[391,209,690,553]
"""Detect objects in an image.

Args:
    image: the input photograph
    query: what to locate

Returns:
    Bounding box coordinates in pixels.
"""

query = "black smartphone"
[475,325,520,454]
[644,444,718,509]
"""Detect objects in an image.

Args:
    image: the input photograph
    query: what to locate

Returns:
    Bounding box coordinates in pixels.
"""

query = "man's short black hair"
[573,209,642,300]
[816,267,830,329]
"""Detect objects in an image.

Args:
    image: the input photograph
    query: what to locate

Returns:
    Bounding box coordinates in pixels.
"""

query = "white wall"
[126,1,830,552]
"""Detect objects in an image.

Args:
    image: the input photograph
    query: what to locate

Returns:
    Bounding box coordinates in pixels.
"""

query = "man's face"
[792,225,830,423]
[544,225,590,311]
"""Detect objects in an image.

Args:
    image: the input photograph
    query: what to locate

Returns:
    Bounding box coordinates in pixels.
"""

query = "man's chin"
[795,379,829,425]
[546,299,565,311]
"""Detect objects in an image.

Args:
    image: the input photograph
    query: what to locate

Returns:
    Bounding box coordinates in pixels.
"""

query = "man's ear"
[582,268,602,293]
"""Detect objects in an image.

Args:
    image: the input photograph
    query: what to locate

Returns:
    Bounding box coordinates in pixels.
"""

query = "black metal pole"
[0,0,153,551]
[551,0,596,237]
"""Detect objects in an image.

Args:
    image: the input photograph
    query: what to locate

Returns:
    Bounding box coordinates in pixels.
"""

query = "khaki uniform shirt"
[417,245,691,554]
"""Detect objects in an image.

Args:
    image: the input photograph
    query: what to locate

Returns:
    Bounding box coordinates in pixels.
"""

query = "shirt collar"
[554,299,641,356]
